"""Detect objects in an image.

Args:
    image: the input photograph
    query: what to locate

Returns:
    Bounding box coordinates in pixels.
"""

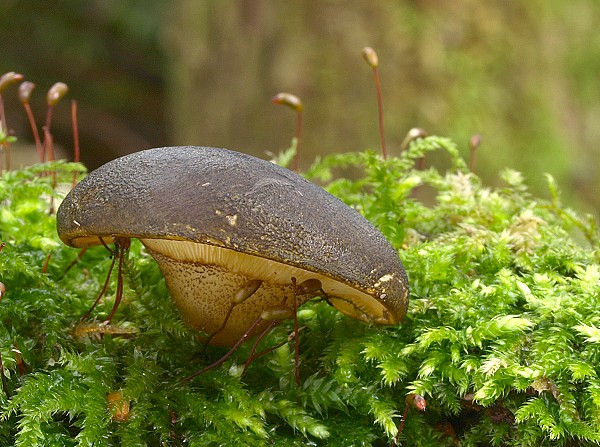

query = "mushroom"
[56,146,409,346]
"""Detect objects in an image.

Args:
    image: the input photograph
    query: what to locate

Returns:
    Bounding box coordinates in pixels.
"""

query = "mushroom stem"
[200,303,236,353]
[200,279,263,352]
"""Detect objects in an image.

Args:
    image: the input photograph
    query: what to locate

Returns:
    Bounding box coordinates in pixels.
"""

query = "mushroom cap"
[57,146,408,326]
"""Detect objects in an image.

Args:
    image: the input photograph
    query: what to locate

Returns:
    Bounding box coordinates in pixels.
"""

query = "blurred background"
[2,0,600,213]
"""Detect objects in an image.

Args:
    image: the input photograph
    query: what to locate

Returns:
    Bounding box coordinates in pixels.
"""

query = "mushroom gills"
[141,238,392,346]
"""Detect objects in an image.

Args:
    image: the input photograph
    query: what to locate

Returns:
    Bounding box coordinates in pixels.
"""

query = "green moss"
[1,138,600,445]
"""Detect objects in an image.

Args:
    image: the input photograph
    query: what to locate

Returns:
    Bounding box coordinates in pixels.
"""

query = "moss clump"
[1,137,600,446]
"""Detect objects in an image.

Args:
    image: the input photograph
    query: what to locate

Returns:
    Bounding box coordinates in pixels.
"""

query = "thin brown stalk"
[469,134,482,172]
[42,107,53,162]
[71,100,80,186]
[271,92,303,172]
[23,103,43,162]
[19,81,43,162]
[0,94,6,171]
[373,66,387,159]
[0,351,8,397]
[183,316,264,382]
[294,109,302,172]
[362,47,387,159]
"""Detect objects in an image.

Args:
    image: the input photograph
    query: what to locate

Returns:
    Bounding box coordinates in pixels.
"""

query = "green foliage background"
[1,138,600,445]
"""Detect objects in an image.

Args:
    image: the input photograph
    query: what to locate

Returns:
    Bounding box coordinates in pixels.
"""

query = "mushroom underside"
[141,238,395,346]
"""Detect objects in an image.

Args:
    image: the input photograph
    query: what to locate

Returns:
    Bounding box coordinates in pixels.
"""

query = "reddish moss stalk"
[271,92,303,172]
[469,134,482,172]
[0,72,25,170]
[43,82,69,162]
[362,47,387,159]
[392,394,426,446]
[19,82,44,163]
[71,100,80,187]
